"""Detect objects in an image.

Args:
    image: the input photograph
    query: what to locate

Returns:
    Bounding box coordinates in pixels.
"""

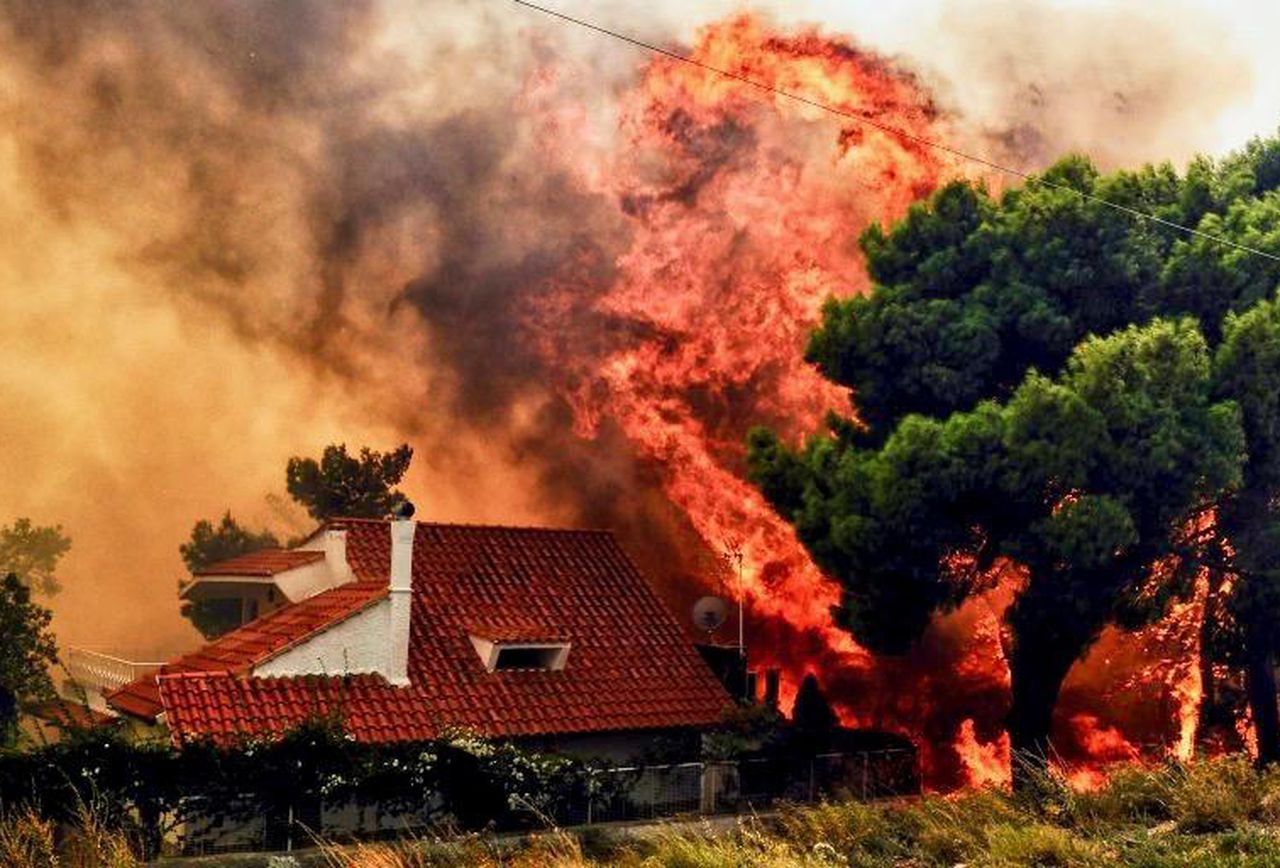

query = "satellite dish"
[692,596,729,635]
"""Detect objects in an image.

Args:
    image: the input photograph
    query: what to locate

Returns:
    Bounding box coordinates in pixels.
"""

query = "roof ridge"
[192,547,325,577]
[157,669,235,681]
[324,517,618,535]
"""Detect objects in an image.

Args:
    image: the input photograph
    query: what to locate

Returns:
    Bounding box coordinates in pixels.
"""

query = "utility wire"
[511,0,1280,263]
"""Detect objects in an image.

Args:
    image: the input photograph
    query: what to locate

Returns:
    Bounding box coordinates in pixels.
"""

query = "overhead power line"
[511,0,1280,264]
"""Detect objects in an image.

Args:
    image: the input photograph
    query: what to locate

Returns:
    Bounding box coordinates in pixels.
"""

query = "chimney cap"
[392,500,416,520]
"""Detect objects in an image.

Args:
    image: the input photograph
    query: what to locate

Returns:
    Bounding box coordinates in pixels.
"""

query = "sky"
[536,0,1279,161]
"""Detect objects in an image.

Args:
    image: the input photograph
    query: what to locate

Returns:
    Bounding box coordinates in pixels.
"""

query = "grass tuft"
[1172,755,1264,833]
[980,821,1102,867]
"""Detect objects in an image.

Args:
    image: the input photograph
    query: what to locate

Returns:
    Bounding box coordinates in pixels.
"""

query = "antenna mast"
[723,539,746,660]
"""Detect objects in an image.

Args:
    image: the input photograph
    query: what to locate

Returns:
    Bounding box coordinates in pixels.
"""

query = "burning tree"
[1212,294,1280,764]
[750,143,1280,783]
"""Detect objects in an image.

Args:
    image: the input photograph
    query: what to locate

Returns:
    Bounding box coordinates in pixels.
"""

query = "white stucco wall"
[273,559,345,602]
[253,599,390,677]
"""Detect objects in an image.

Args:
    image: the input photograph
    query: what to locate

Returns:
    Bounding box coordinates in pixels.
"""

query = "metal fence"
[176,748,919,856]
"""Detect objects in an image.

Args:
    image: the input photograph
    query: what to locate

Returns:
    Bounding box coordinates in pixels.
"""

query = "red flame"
[531,11,943,669]
[955,718,1011,789]
[525,13,1226,788]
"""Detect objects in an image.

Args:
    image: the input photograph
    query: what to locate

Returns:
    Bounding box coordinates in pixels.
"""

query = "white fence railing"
[64,647,165,695]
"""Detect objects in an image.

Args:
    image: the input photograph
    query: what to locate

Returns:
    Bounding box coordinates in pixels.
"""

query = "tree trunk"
[1198,619,1217,731]
[1196,571,1226,744]
[0,686,16,746]
[137,801,164,861]
[1007,638,1078,791]
[1243,616,1280,766]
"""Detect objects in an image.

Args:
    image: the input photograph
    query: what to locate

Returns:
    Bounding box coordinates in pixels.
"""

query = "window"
[470,635,571,671]
[493,646,564,671]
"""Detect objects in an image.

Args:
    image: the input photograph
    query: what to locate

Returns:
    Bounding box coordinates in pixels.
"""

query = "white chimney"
[387,517,415,686]
[323,528,353,584]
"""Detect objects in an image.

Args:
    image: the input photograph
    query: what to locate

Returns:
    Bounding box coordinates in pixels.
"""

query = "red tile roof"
[26,698,117,729]
[128,520,730,743]
[464,617,570,644]
[106,580,385,719]
[193,548,325,577]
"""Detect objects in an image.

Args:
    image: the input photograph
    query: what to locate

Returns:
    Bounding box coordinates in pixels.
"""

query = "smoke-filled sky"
[0,0,1275,659]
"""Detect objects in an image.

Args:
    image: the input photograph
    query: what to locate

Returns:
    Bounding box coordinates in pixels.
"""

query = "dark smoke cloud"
[0,0,720,653]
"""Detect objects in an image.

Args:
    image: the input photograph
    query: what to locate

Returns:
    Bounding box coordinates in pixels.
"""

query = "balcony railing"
[64,647,165,695]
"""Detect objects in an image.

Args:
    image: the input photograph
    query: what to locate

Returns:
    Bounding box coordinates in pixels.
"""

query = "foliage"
[177,441,413,637]
[286,443,414,521]
[177,511,281,638]
[1070,763,1178,825]
[791,674,838,741]
[0,808,56,868]
[0,574,58,745]
[0,519,71,595]
[702,701,786,760]
[1209,294,1280,759]
[753,316,1243,765]
[0,716,605,859]
[1171,755,1267,833]
[400,755,1280,867]
[750,136,1280,771]
[11,745,1280,866]
[179,511,280,572]
[0,798,143,868]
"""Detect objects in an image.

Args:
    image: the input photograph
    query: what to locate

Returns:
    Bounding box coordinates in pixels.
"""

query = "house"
[104,515,733,762]
[178,547,339,628]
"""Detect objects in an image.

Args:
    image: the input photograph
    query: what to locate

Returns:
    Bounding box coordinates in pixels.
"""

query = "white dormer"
[468,635,571,672]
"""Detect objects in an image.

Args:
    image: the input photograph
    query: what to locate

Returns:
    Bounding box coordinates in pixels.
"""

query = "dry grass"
[14,755,1280,866]
[316,828,594,868]
[0,807,57,868]
[0,799,139,868]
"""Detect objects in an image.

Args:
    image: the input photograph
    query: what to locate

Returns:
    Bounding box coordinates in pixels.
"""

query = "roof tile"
[193,548,325,577]
[134,521,730,743]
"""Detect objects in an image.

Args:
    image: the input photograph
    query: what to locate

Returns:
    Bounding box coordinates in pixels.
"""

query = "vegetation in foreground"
[309,756,1280,867]
[11,754,1280,866]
